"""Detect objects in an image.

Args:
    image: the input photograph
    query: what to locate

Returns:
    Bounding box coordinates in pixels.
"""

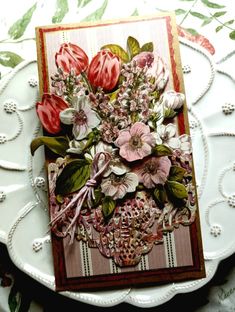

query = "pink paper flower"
[133,156,171,188]
[115,122,156,162]
[101,172,138,200]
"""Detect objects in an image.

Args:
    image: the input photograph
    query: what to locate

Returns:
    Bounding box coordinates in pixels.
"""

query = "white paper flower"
[160,90,185,110]
[179,134,191,153]
[101,172,139,200]
[156,123,180,149]
[85,141,128,177]
[60,96,100,140]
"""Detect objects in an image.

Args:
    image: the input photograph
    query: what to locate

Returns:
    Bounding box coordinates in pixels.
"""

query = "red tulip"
[87,50,121,91]
[55,43,89,75]
[36,93,68,134]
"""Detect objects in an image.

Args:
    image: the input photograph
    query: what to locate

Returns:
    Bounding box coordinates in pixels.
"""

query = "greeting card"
[32,13,205,291]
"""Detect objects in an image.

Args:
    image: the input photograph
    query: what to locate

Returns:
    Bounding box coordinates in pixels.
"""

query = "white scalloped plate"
[1,39,235,307]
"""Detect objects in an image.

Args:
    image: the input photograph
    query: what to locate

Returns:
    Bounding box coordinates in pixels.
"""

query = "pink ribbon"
[50,151,111,243]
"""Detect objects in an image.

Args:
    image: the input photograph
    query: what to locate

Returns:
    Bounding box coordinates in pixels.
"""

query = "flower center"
[74,109,87,125]
[130,135,142,149]
[146,161,157,174]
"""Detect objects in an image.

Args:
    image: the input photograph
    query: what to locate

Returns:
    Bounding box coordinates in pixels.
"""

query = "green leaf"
[185,28,199,36]
[55,159,90,195]
[225,19,234,26]
[8,3,37,39]
[102,196,116,218]
[215,25,223,32]
[131,8,139,16]
[101,44,129,62]
[190,11,209,20]
[213,11,227,17]
[78,0,92,8]
[93,188,103,206]
[164,108,177,119]
[175,9,187,15]
[52,0,69,23]
[8,284,21,312]
[229,30,235,40]
[201,0,225,9]
[154,184,167,205]
[201,17,213,26]
[82,0,108,21]
[127,36,140,59]
[0,51,23,68]
[166,180,188,199]
[168,166,186,182]
[141,42,154,52]
[153,145,173,156]
[30,136,70,157]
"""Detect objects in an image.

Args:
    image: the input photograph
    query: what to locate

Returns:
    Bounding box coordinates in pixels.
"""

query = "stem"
[0,37,35,44]
[179,0,199,26]
[81,71,93,93]
[209,13,235,31]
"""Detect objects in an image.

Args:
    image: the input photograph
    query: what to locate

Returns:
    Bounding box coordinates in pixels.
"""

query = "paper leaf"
[0,51,23,68]
[216,25,223,32]
[101,44,129,62]
[213,11,227,17]
[102,196,116,218]
[78,0,92,8]
[153,145,172,156]
[52,0,69,23]
[30,136,69,157]
[55,159,90,195]
[164,108,177,119]
[175,9,187,15]
[8,284,22,312]
[82,0,108,21]
[166,181,188,199]
[201,17,213,27]
[168,166,186,182]
[8,3,37,39]
[201,0,225,9]
[190,11,209,20]
[154,185,166,206]
[229,30,235,40]
[127,36,140,59]
[185,28,200,36]
[140,42,153,52]
[131,8,139,16]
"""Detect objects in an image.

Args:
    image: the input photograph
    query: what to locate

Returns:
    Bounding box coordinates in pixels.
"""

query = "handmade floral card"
[33,13,205,291]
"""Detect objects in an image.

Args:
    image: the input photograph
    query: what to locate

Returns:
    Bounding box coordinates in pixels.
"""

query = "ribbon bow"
[50,151,111,243]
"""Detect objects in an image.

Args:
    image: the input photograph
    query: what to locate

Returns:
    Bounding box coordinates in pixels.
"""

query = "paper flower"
[179,134,191,153]
[60,96,100,140]
[133,52,169,90]
[133,156,171,188]
[101,172,138,200]
[36,93,68,134]
[160,90,185,110]
[115,122,156,162]
[88,50,121,91]
[55,42,89,75]
[86,141,128,177]
[156,123,181,149]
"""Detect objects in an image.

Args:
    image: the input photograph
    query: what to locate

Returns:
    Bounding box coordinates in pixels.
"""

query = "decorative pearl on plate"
[34,176,46,189]
[222,103,235,115]
[228,195,235,208]
[182,64,191,74]
[0,134,7,144]
[0,191,6,202]
[3,99,17,113]
[28,77,38,87]
[210,224,222,237]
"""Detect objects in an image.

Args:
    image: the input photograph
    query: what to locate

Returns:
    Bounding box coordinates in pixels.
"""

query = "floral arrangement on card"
[31,36,196,267]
